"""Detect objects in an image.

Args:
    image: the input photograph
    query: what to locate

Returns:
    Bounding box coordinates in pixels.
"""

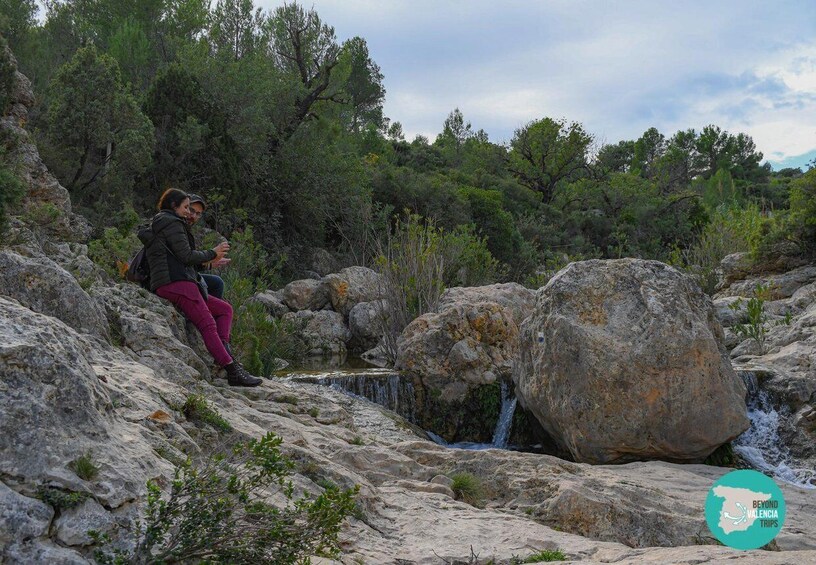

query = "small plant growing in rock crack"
[36,486,89,510]
[449,471,485,507]
[70,451,99,481]
[181,393,232,433]
[92,432,358,564]
[349,435,364,445]
[729,283,791,354]
[511,548,567,563]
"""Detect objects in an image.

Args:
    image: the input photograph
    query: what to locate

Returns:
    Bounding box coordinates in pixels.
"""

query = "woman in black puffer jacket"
[139,188,261,387]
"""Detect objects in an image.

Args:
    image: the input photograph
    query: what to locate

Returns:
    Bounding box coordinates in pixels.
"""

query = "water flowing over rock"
[514,259,749,464]
[734,373,816,489]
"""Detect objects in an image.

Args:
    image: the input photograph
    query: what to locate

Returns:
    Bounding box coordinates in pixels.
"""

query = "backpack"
[125,247,150,289]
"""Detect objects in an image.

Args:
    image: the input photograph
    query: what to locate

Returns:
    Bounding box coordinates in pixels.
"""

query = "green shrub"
[376,213,500,363]
[771,168,816,255]
[675,203,765,294]
[449,471,485,507]
[213,226,302,372]
[70,452,99,481]
[231,303,304,376]
[0,35,15,114]
[0,157,24,234]
[36,487,89,510]
[514,549,567,563]
[181,393,232,433]
[729,283,791,354]
[87,205,141,279]
[93,432,358,564]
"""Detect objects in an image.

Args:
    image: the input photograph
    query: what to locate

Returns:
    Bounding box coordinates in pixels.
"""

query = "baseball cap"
[188,194,206,210]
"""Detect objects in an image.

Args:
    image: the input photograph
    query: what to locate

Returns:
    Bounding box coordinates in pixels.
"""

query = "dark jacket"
[138,210,216,292]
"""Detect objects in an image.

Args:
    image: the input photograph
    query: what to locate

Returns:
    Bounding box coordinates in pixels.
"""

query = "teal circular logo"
[705,470,786,550]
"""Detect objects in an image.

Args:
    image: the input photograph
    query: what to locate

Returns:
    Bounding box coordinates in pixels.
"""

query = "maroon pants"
[156,280,233,367]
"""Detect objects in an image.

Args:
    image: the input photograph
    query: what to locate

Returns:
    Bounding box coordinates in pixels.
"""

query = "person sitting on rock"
[186,193,227,300]
[140,188,262,387]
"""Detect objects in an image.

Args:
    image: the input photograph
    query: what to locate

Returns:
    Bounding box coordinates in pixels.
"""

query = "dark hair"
[158,188,189,212]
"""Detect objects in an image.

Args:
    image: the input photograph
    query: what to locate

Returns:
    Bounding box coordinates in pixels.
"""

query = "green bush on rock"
[93,432,358,564]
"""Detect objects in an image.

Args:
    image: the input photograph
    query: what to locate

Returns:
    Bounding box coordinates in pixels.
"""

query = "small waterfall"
[734,372,816,489]
[290,369,417,423]
[428,380,517,450]
[491,380,517,448]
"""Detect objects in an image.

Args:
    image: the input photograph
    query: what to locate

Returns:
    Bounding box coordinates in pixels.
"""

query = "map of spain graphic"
[711,486,772,534]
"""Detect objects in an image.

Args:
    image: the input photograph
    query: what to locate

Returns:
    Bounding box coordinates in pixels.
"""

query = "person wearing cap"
[139,188,262,387]
[187,193,227,300]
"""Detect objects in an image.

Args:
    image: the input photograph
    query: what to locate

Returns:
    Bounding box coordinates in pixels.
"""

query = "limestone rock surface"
[323,266,384,318]
[348,299,389,350]
[439,282,535,325]
[514,259,749,463]
[396,301,519,401]
[249,289,290,317]
[283,309,351,357]
[281,278,329,311]
[0,250,109,339]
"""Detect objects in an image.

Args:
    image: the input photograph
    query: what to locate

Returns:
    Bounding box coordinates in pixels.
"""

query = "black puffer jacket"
[138,210,216,292]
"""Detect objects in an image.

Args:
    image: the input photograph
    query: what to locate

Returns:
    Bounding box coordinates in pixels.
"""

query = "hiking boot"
[224,362,262,387]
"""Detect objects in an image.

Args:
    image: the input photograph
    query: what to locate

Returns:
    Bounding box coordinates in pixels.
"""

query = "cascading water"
[429,380,518,450]
[289,368,417,423]
[491,380,517,448]
[734,372,816,489]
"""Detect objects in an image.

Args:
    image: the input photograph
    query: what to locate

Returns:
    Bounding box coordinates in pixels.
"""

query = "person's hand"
[211,257,231,269]
[213,241,230,261]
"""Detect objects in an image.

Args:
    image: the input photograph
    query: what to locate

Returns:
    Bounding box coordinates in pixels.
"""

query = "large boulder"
[281,278,329,312]
[438,283,535,325]
[0,297,171,508]
[323,266,384,318]
[513,259,749,464]
[348,299,389,351]
[395,284,533,402]
[282,309,351,357]
[249,289,290,318]
[0,250,109,339]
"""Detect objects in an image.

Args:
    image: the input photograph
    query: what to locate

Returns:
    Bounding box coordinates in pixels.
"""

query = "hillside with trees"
[2,0,813,291]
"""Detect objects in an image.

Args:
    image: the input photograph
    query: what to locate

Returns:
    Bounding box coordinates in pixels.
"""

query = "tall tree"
[0,0,37,48]
[508,117,593,203]
[268,1,342,145]
[336,36,385,132]
[631,127,666,178]
[40,46,153,212]
[209,0,267,61]
[435,107,473,166]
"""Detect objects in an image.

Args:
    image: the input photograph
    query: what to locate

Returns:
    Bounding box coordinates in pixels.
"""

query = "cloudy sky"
[264,1,816,169]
